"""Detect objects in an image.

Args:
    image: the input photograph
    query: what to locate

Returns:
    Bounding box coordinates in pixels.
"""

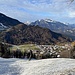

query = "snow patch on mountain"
[0,23,7,28]
[25,21,31,25]
[45,19,55,23]
[0,23,7,30]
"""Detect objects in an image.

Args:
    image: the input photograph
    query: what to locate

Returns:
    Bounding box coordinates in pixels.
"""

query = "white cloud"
[69,11,75,18]
[0,0,75,23]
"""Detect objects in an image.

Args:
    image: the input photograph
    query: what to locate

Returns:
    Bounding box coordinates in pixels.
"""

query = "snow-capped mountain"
[44,19,55,22]
[30,19,75,40]
[30,19,71,32]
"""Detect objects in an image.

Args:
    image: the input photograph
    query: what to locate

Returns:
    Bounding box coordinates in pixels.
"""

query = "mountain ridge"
[0,23,71,45]
[0,13,23,30]
[30,19,75,40]
[0,13,72,45]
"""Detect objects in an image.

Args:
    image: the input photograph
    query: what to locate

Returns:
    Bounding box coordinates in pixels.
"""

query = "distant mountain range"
[0,13,22,30]
[31,19,68,31]
[30,19,75,40]
[0,13,72,45]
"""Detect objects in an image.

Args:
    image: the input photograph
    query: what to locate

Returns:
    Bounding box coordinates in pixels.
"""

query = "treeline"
[0,43,33,59]
[0,43,40,59]
[0,42,75,60]
[0,43,10,58]
[0,43,58,60]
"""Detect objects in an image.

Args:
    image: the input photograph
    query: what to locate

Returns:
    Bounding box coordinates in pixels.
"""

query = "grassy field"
[10,44,40,52]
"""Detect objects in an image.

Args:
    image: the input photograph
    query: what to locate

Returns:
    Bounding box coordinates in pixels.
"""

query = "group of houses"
[0,42,75,60]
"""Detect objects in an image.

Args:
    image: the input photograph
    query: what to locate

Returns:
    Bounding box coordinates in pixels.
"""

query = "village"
[0,42,75,60]
[32,44,73,59]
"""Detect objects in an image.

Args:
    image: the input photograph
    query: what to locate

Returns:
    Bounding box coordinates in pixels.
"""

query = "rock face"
[0,24,71,45]
[0,13,22,30]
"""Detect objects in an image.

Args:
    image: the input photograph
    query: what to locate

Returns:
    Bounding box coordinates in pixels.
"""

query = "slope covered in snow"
[0,58,75,75]
[0,23,7,30]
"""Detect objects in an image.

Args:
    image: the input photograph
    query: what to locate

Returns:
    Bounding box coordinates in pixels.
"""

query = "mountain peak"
[44,19,55,22]
[25,21,30,25]
[36,19,56,23]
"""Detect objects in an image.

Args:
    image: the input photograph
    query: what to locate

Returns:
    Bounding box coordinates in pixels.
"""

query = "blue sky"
[0,0,75,24]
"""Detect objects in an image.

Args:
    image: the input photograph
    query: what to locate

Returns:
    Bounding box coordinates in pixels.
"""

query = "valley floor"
[0,58,75,75]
